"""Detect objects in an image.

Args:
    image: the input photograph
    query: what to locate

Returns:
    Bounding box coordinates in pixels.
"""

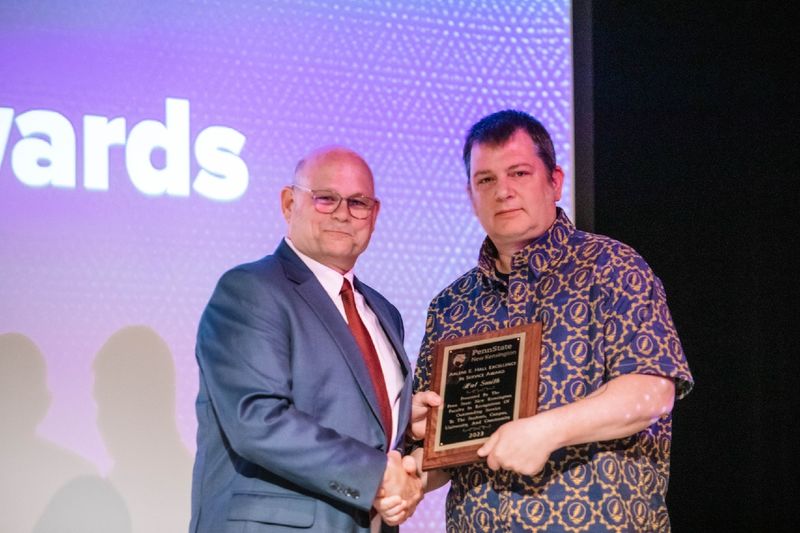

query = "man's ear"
[368,199,381,230]
[551,165,565,202]
[280,186,294,223]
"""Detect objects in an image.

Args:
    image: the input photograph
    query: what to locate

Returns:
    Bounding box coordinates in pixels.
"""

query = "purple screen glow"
[0,2,574,531]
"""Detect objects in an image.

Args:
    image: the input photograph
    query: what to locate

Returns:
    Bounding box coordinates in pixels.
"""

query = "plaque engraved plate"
[422,322,541,470]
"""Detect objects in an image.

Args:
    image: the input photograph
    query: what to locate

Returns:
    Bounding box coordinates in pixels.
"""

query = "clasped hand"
[372,450,423,526]
[407,390,552,477]
[476,416,553,476]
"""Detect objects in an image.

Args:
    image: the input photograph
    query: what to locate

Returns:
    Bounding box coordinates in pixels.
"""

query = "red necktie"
[340,278,393,448]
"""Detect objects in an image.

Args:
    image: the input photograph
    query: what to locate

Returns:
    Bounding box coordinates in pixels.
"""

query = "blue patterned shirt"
[414,209,693,532]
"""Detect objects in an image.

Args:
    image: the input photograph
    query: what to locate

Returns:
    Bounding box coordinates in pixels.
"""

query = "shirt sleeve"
[602,255,694,399]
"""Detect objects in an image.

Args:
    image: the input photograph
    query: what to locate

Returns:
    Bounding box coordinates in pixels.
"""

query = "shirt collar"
[477,207,575,282]
[286,238,354,299]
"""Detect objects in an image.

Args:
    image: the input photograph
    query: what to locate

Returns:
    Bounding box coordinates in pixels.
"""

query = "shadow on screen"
[0,333,100,533]
[32,475,132,533]
[93,325,192,533]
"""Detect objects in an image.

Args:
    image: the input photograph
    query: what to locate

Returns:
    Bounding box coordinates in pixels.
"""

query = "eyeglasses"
[292,185,379,220]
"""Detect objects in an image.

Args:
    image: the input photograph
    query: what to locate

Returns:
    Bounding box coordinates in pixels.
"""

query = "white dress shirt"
[286,238,404,446]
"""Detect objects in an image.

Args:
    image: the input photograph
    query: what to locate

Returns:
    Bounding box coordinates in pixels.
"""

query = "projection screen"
[0,1,575,531]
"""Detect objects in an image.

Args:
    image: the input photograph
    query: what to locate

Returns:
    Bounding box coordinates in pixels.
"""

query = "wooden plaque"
[422,322,541,471]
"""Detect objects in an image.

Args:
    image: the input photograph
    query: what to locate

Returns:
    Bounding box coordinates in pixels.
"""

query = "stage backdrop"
[0,1,575,531]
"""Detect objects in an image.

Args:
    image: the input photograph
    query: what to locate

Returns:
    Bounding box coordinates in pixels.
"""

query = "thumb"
[476,433,496,458]
[387,449,402,460]
[401,455,418,476]
[412,390,442,408]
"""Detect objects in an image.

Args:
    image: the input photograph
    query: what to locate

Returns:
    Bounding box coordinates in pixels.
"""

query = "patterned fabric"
[414,209,693,532]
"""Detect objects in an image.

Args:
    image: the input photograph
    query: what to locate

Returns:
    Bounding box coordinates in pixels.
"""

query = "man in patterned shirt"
[410,109,693,532]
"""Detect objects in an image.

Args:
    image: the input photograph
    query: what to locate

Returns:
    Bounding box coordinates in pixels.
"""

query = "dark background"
[576,2,798,531]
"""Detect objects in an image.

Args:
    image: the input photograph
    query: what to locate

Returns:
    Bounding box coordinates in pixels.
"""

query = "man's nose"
[330,199,351,220]
[494,175,514,200]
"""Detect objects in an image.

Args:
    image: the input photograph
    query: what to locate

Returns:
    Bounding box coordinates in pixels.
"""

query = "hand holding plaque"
[422,323,542,471]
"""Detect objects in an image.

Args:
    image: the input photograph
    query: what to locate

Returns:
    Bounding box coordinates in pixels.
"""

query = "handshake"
[372,450,423,526]
[371,390,443,526]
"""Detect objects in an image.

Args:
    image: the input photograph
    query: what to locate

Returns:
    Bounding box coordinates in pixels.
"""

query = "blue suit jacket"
[190,240,413,532]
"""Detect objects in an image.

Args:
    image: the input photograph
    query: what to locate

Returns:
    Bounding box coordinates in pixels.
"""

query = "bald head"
[294,145,374,190]
[281,145,380,273]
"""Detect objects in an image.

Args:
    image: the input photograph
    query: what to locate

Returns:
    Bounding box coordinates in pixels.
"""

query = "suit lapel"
[276,241,386,435]
[355,278,409,378]
[356,277,413,448]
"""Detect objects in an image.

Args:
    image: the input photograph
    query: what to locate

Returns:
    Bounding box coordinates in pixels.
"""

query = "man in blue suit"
[190,146,421,532]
